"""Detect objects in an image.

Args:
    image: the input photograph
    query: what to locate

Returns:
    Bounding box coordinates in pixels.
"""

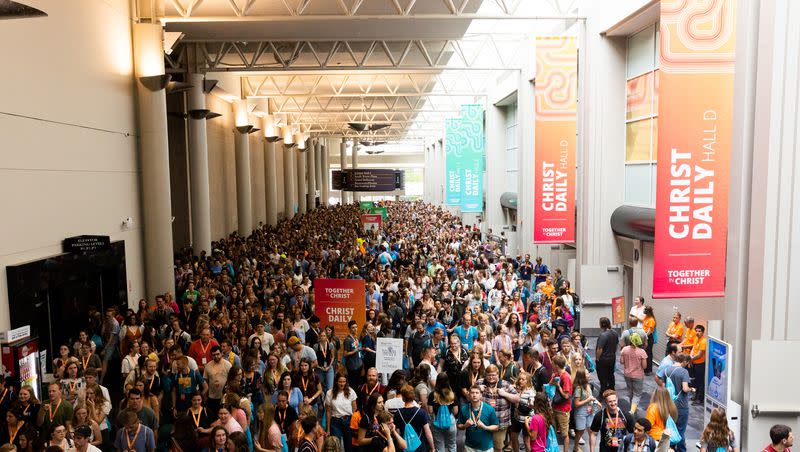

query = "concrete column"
[234,127,253,236]
[296,147,307,214]
[283,144,295,219]
[264,138,278,226]
[306,138,317,210]
[351,138,359,202]
[314,140,323,202]
[321,143,330,205]
[132,23,175,298]
[340,140,348,204]
[186,73,212,255]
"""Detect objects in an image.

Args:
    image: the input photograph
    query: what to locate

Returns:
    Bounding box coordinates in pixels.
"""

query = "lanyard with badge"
[125,424,141,452]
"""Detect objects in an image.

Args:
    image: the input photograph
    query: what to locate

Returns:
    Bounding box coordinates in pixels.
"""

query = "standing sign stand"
[705,336,732,417]
[376,338,404,385]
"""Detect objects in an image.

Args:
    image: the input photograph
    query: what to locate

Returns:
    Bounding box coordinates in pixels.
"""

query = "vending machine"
[0,326,42,399]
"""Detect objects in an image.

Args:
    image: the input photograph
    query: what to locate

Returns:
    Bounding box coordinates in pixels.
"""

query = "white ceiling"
[161,0,582,142]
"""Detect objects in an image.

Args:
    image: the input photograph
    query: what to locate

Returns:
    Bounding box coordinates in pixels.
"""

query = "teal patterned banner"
[459,104,485,212]
[445,117,463,205]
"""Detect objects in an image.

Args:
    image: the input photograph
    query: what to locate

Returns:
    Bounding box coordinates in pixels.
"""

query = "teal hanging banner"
[459,104,485,212]
[445,117,463,206]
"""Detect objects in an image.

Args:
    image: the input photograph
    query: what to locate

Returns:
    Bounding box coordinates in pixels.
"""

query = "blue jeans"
[317,367,335,394]
[674,406,689,452]
[330,416,353,452]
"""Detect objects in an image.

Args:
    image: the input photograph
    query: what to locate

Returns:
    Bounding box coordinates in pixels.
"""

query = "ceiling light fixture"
[139,74,171,91]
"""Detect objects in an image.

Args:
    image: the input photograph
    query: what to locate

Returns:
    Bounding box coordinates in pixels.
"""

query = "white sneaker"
[579,438,586,445]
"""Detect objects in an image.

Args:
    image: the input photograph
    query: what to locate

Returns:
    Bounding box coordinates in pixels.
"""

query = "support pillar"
[186,73,212,255]
[340,140,348,204]
[283,144,295,219]
[314,140,323,202]
[133,23,175,298]
[296,147,307,214]
[351,138,359,202]
[234,126,253,236]
[307,138,317,209]
[321,143,330,205]
[264,137,278,226]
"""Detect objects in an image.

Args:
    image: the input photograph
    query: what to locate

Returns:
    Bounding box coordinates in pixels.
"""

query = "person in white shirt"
[418,347,438,386]
[249,323,275,354]
[629,296,646,328]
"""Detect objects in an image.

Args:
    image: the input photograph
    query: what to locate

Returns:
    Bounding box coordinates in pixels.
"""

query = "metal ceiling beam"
[183,35,527,72]
[162,14,584,22]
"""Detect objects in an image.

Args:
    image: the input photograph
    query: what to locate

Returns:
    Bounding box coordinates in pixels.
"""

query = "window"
[625,24,659,207]
[504,101,519,193]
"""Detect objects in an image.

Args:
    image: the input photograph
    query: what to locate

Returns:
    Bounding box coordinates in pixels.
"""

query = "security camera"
[122,217,134,228]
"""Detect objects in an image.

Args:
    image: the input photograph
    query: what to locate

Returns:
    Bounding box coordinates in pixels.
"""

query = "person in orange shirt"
[679,317,697,353]
[665,312,686,357]
[690,325,708,405]
[642,306,657,375]
[645,387,678,443]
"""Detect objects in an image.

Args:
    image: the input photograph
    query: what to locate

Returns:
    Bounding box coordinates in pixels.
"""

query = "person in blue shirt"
[457,385,500,452]
[533,257,550,286]
[655,343,679,386]
[453,312,479,351]
[424,313,446,335]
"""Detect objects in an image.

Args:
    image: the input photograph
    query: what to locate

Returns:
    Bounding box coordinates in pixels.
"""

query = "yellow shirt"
[541,283,555,298]
[691,336,707,364]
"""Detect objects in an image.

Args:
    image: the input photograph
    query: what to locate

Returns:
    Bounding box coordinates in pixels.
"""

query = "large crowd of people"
[0,201,786,452]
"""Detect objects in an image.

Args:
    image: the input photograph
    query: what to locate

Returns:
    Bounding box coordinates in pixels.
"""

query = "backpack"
[545,425,559,452]
[432,404,453,430]
[665,367,679,401]
[399,408,422,452]
[665,415,682,445]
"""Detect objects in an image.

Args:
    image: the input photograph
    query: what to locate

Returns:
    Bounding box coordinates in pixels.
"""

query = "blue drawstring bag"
[280,433,289,452]
[400,408,422,452]
[432,404,453,429]
[665,368,679,401]
[543,383,556,400]
[653,328,659,344]
[584,351,596,373]
[545,425,560,452]
[665,416,682,445]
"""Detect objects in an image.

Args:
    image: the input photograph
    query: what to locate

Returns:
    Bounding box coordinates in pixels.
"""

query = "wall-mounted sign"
[63,235,111,254]
[611,296,626,325]
[331,169,404,192]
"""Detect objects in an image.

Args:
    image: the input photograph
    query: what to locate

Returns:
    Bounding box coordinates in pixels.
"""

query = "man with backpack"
[458,385,500,452]
[666,354,695,452]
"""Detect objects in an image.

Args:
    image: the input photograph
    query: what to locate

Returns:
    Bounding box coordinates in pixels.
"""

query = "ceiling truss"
[162,0,527,20]
[178,34,527,72]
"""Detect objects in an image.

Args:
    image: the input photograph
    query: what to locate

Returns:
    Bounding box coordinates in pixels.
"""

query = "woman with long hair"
[0,409,25,447]
[242,356,265,408]
[13,385,40,426]
[512,371,536,452]
[410,365,432,412]
[460,353,485,400]
[428,373,458,452]
[642,306,657,375]
[272,372,304,412]
[119,313,143,357]
[83,383,111,449]
[357,393,385,447]
[325,372,358,452]
[254,403,282,452]
[645,387,679,443]
[506,313,523,361]
[527,393,555,452]
[70,404,103,447]
[571,369,595,451]
[699,408,738,452]
[264,353,288,395]
[293,358,323,408]
[203,425,229,452]
[315,331,336,393]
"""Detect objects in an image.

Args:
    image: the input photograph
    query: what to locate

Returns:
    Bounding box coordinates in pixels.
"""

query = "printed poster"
[314,279,366,340]
[653,0,736,298]
[534,36,577,244]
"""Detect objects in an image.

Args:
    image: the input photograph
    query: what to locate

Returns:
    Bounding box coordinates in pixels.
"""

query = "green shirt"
[458,402,499,451]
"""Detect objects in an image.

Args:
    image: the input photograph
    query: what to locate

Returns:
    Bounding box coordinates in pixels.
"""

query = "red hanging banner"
[653,0,736,298]
[534,37,577,244]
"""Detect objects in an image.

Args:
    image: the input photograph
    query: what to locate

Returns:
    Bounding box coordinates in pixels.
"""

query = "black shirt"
[275,406,299,434]
[590,408,634,452]
[596,330,619,361]
[299,438,317,452]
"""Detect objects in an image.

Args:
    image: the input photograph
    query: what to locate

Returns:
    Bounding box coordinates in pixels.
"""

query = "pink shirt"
[620,346,647,379]
[528,414,546,452]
